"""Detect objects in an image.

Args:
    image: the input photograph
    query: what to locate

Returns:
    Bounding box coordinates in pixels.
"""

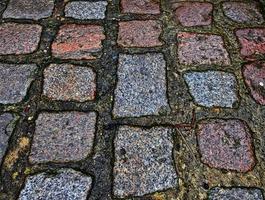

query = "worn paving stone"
[113,126,178,198]
[243,61,265,105]
[222,2,264,24]
[184,71,238,108]
[177,32,231,66]
[236,28,265,58]
[0,113,16,164]
[0,23,42,55]
[113,53,169,118]
[197,119,255,172]
[29,112,96,163]
[118,20,162,47]
[65,1,107,19]
[52,24,105,60]
[209,187,264,200]
[3,0,54,20]
[19,169,92,200]
[121,0,160,14]
[0,64,37,104]
[173,2,213,27]
[43,64,96,102]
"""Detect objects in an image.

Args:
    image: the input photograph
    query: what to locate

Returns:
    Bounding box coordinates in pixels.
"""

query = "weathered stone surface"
[173,2,213,27]
[29,112,96,163]
[184,71,238,108]
[236,28,265,58]
[0,23,42,55]
[3,0,54,20]
[197,119,255,172]
[243,61,265,105]
[118,20,162,47]
[121,0,160,14]
[65,1,107,19]
[113,126,178,198]
[0,64,37,104]
[0,113,16,164]
[19,169,92,200]
[177,32,231,66]
[222,2,264,24]
[209,187,264,200]
[52,24,105,60]
[113,53,169,118]
[43,64,96,102]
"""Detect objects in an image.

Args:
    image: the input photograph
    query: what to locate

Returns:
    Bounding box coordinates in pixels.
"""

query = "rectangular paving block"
[113,126,178,198]
[113,53,169,118]
[121,0,160,14]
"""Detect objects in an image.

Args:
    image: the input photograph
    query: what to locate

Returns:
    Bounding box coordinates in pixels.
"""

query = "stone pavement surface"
[0,0,265,200]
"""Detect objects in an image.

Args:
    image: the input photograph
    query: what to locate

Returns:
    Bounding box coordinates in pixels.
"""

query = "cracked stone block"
[0,64,37,104]
[113,126,178,198]
[177,32,231,66]
[223,2,264,24]
[173,2,213,27]
[118,20,163,47]
[113,53,169,118]
[0,113,16,164]
[52,24,105,60]
[29,112,96,163]
[236,28,265,58]
[209,187,264,200]
[65,1,107,19]
[0,23,42,55]
[43,64,96,102]
[19,169,92,200]
[184,71,238,108]
[197,119,255,172]
[243,61,265,105]
[121,0,160,14]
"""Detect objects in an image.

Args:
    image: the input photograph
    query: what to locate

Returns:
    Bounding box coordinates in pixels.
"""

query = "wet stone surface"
[173,2,213,27]
[197,119,255,172]
[19,169,92,200]
[65,1,107,20]
[0,64,37,104]
[177,32,231,66]
[120,0,160,14]
[113,126,178,198]
[208,187,264,200]
[0,23,42,55]
[43,64,96,102]
[29,112,96,163]
[113,53,169,118]
[184,71,238,108]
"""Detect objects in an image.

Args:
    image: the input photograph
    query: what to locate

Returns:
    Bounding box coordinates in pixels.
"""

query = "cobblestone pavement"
[0,0,265,200]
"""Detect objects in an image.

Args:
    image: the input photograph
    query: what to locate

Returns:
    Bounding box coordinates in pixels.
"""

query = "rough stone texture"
[113,53,169,118]
[184,71,238,108]
[209,187,264,200]
[113,126,178,198]
[19,169,92,200]
[52,24,105,60]
[43,64,96,102]
[0,113,16,164]
[65,1,107,19]
[177,32,231,66]
[236,28,265,58]
[197,119,255,172]
[29,112,96,163]
[3,0,54,20]
[0,64,37,104]
[0,23,42,55]
[222,2,264,24]
[121,0,160,14]
[118,20,163,47]
[173,2,213,27]
[243,61,265,105]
